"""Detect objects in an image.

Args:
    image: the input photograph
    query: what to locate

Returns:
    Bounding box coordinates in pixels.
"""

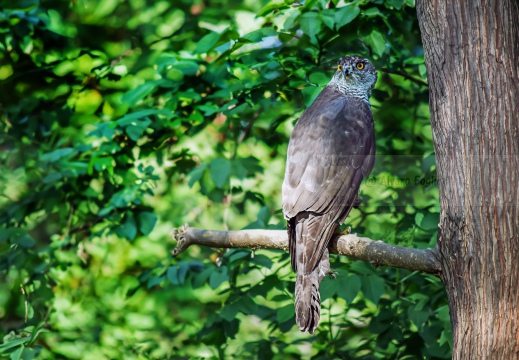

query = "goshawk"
[282,55,377,333]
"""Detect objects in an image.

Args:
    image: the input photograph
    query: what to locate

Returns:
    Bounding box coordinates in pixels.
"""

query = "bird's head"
[332,56,377,100]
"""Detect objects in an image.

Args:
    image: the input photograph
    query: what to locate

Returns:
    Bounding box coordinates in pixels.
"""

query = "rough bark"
[172,226,441,274]
[416,0,519,358]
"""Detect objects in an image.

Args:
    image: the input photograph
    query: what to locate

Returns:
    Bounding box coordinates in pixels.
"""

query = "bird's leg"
[318,249,337,281]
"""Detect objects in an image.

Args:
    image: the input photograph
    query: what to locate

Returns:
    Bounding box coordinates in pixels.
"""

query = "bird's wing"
[282,86,375,273]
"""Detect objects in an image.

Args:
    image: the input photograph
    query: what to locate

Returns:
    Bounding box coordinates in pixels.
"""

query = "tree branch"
[380,68,429,87]
[171,226,441,275]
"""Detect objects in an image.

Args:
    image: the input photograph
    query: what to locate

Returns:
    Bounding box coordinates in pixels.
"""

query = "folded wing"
[282,86,375,274]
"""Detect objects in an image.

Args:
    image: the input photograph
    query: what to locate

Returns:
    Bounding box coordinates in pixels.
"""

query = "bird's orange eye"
[356,62,364,70]
[337,64,342,71]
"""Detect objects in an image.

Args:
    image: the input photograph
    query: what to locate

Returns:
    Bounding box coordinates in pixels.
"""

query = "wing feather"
[282,85,375,273]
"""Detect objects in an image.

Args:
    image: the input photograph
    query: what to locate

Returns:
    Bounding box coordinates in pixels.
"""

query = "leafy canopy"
[0,0,448,359]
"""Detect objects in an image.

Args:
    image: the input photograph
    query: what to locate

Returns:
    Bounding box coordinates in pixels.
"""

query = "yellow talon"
[334,226,352,235]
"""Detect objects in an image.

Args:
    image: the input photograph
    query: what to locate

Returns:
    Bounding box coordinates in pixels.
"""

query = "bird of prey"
[282,55,377,333]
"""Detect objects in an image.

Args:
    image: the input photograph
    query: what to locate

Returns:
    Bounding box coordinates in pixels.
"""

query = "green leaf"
[392,138,411,150]
[210,158,231,188]
[220,303,239,321]
[415,212,425,226]
[198,104,218,116]
[195,31,221,54]
[187,164,208,187]
[115,213,137,240]
[369,309,393,334]
[337,274,361,304]
[232,157,263,179]
[188,261,205,272]
[147,275,164,288]
[177,262,189,285]
[409,292,430,311]
[361,275,385,305]
[385,0,404,10]
[404,55,425,65]
[419,64,427,79]
[110,187,138,208]
[175,60,199,75]
[421,212,439,230]
[258,1,288,16]
[117,109,170,125]
[300,12,321,38]
[276,304,294,323]
[320,11,335,30]
[283,9,300,30]
[242,220,265,230]
[241,28,277,43]
[368,30,386,57]
[250,254,273,269]
[88,122,116,139]
[98,205,114,217]
[192,267,212,288]
[261,61,282,80]
[334,4,360,29]
[437,305,450,324]
[166,68,184,82]
[14,234,36,249]
[166,262,196,286]
[237,295,257,315]
[301,86,321,107]
[257,340,274,360]
[408,304,429,329]
[439,328,452,347]
[227,250,251,263]
[223,319,239,339]
[209,267,228,289]
[9,346,35,360]
[308,72,329,85]
[257,206,270,225]
[167,266,179,285]
[350,260,376,275]
[137,212,157,235]
[121,80,168,105]
[320,277,339,301]
[124,119,151,141]
[363,7,385,18]
[40,148,76,162]
[0,337,31,353]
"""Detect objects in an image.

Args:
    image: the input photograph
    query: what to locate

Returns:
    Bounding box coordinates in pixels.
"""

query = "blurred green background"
[0,0,449,358]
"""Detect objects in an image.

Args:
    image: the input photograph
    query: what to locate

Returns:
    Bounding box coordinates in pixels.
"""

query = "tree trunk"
[416,0,519,358]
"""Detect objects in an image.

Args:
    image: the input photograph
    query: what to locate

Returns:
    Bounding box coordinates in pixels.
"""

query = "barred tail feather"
[295,266,321,333]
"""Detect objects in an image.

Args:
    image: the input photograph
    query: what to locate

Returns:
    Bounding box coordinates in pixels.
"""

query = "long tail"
[294,266,321,333]
[288,213,335,333]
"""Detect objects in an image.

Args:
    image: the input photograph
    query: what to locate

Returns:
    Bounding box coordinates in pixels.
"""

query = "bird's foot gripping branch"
[171,225,441,275]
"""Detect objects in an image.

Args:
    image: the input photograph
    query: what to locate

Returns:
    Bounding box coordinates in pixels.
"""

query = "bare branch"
[171,226,441,275]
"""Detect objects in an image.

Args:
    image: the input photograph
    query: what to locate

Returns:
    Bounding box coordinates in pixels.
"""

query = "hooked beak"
[343,65,352,77]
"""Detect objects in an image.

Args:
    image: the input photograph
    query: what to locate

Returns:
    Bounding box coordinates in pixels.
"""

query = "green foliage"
[0,0,449,359]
